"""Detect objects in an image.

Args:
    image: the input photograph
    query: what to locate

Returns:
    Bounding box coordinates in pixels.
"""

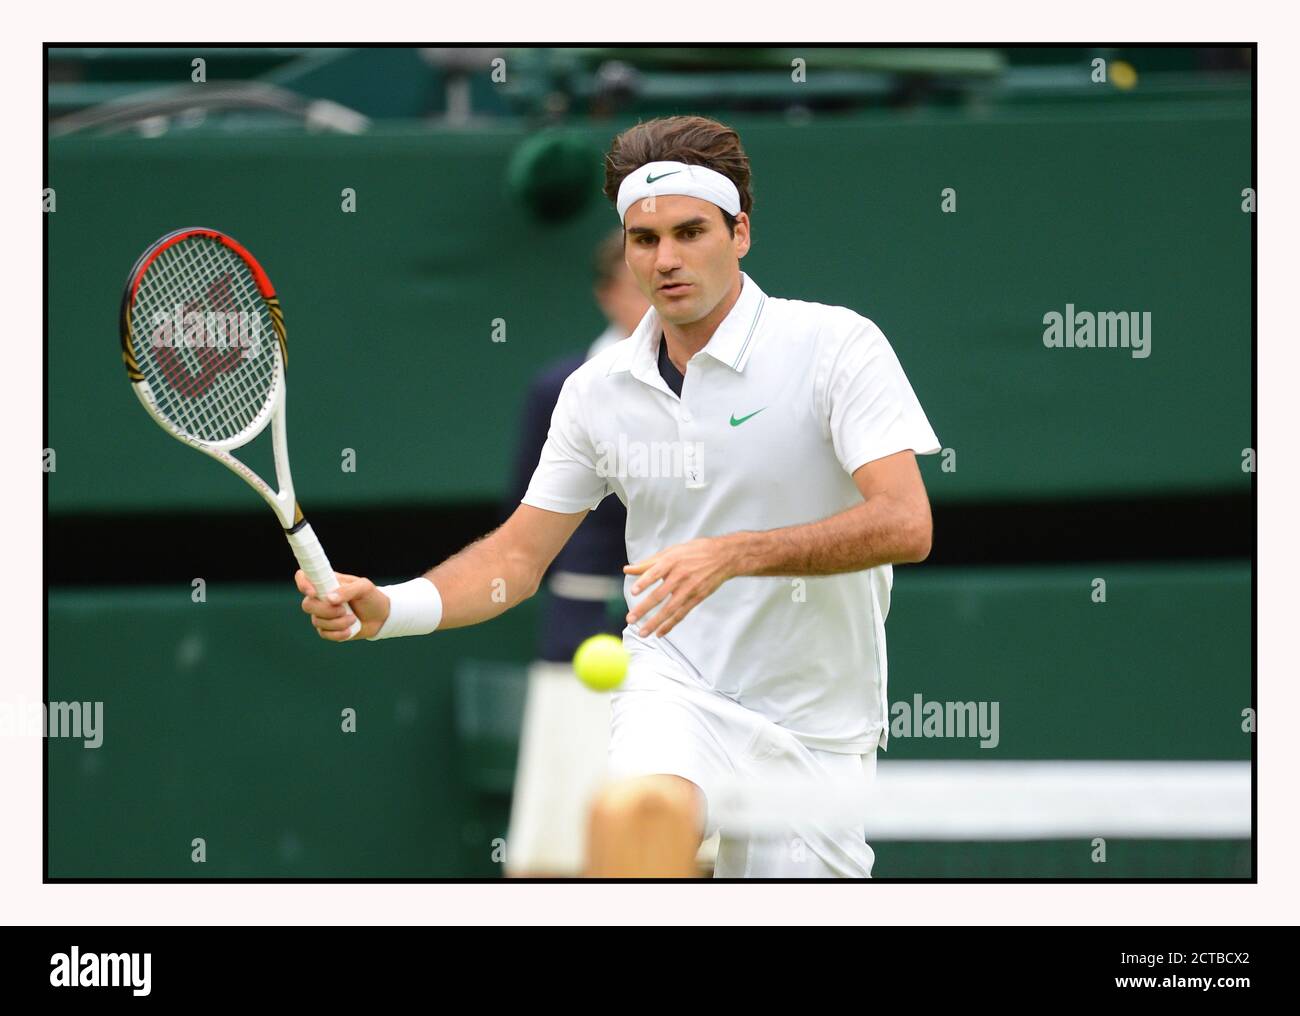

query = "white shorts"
[504,661,612,876]
[608,643,878,879]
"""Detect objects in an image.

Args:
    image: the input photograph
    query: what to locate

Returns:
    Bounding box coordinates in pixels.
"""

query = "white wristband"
[367,577,443,640]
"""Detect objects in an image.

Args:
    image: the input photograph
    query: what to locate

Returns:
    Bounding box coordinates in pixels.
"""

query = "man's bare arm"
[624,450,931,638]
[296,504,588,641]
[425,504,588,629]
[726,449,931,576]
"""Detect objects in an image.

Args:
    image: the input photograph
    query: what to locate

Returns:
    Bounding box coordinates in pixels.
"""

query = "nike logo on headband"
[646,170,681,184]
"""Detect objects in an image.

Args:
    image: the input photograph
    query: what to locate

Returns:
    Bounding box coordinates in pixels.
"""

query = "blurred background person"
[501,228,647,876]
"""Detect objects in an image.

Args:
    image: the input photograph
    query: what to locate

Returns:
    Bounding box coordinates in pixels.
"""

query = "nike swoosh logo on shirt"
[729,408,766,427]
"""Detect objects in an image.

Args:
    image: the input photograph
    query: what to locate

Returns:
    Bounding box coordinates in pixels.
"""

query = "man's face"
[622,194,750,327]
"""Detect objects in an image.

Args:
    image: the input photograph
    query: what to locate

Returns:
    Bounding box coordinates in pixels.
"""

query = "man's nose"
[655,239,682,272]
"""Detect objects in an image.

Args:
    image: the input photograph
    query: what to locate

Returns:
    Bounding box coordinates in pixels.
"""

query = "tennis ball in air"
[1109,60,1139,90]
[572,634,629,692]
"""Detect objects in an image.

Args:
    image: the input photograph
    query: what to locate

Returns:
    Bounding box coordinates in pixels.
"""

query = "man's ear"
[734,213,752,257]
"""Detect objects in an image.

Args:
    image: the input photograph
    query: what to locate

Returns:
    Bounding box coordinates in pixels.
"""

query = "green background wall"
[48,101,1251,513]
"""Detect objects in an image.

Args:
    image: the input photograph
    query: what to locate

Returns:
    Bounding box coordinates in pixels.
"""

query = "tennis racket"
[119,227,361,639]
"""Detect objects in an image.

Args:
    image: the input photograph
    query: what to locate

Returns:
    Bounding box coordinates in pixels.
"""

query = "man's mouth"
[659,282,692,296]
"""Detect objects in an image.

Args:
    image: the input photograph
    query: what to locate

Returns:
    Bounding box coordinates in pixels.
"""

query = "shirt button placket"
[679,401,705,489]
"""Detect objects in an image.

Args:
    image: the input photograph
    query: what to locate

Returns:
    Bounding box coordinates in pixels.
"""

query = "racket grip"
[287,523,362,639]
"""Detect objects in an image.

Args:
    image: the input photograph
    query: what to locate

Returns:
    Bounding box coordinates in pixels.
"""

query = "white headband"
[616,161,741,222]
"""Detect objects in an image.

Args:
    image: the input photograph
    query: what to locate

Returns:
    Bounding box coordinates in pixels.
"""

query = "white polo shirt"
[522,272,940,753]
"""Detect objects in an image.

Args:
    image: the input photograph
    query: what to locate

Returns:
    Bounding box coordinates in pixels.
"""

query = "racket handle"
[287,523,362,640]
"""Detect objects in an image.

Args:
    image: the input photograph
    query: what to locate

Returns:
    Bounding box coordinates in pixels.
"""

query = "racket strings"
[131,237,279,443]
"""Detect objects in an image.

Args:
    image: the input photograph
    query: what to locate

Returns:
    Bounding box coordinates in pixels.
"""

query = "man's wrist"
[367,577,442,640]
[720,530,765,578]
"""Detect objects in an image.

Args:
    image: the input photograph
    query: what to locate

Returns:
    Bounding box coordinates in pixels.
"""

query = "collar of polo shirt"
[607,272,769,383]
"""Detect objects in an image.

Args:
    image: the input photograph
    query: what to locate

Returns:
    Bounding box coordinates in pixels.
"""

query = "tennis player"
[297,114,940,878]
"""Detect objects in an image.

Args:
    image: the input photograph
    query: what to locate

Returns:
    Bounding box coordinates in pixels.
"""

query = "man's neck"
[661,274,744,373]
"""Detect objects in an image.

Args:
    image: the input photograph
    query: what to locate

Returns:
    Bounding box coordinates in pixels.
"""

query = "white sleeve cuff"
[367,577,443,640]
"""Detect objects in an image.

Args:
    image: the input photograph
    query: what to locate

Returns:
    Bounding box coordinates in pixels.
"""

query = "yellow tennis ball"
[1110,60,1138,91]
[572,634,628,692]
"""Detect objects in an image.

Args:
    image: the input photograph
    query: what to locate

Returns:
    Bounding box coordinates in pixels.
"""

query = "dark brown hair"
[603,115,753,234]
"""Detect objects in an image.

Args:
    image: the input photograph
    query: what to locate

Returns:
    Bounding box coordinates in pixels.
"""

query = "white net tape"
[130,236,279,443]
[707,760,1251,838]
